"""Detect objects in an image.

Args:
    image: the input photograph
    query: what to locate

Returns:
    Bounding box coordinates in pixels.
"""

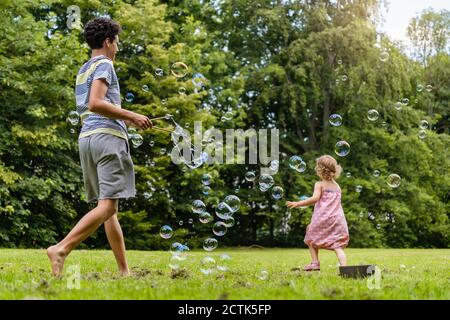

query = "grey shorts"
[79,133,136,203]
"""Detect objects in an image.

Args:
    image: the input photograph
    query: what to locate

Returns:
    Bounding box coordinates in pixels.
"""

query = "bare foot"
[120,269,130,277]
[47,245,67,277]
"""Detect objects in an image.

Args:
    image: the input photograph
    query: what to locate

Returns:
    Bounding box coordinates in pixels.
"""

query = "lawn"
[0,248,448,300]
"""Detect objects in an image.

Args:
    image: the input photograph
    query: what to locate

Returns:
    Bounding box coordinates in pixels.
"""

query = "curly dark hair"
[84,17,121,49]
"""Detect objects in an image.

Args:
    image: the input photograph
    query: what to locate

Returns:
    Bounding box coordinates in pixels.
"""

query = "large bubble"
[192,73,206,87]
[367,109,379,121]
[199,212,213,224]
[224,195,241,212]
[171,62,189,78]
[272,186,284,200]
[125,92,134,103]
[245,171,256,182]
[288,156,306,173]
[335,141,350,157]
[329,114,342,127]
[130,134,144,148]
[212,221,227,237]
[200,256,216,275]
[203,237,218,252]
[160,225,173,239]
[258,174,275,191]
[67,111,79,126]
[201,174,212,186]
[387,174,401,188]
[215,202,234,219]
[192,199,206,213]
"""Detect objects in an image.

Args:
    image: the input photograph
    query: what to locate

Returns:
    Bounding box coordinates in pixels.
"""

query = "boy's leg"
[308,245,319,262]
[47,199,118,276]
[334,248,347,266]
[104,207,129,276]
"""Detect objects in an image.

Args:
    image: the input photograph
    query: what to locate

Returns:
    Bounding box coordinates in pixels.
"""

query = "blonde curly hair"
[315,155,342,181]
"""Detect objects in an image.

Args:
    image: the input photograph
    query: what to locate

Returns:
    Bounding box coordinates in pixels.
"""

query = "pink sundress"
[304,189,349,250]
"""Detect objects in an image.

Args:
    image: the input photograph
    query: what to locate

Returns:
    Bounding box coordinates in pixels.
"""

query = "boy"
[47,17,152,277]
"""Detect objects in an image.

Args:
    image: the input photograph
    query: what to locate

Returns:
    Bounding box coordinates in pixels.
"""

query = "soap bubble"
[256,270,269,280]
[142,85,149,92]
[155,68,164,77]
[401,98,409,105]
[373,170,381,177]
[380,51,389,62]
[419,120,429,130]
[67,111,79,126]
[192,200,206,213]
[258,174,275,191]
[179,220,184,226]
[149,141,155,147]
[329,114,342,127]
[178,87,186,95]
[130,134,144,148]
[199,212,213,224]
[298,195,309,209]
[289,156,306,173]
[222,110,234,121]
[203,237,218,252]
[416,84,423,92]
[170,242,184,253]
[272,186,284,200]
[201,174,212,186]
[215,202,234,219]
[341,75,348,82]
[171,62,188,78]
[202,186,211,195]
[224,195,241,212]
[418,129,427,139]
[346,172,352,178]
[70,129,75,134]
[245,171,256,182]
[200,256,216,275]
[160,225,173,239]
[160,148,166,155]
[270,160,279,171]
[337,59,342,65]
[367,109,379,121]
[125,92,134,103]
[221,216,235,228]
[335,141,350,157]
[387,174,401,188]
[217,254,231,272]
[425,85,433,92]
[212,221,227,236]
[356,185,363,193]
[192,73,206,87]
[394,102,403,111]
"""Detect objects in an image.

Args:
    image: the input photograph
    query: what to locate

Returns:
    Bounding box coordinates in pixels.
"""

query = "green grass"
[0,248,448,300]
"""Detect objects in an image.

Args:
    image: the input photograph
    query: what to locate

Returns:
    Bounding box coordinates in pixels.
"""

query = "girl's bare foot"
[47,245,67,277]
[120,269,130,277]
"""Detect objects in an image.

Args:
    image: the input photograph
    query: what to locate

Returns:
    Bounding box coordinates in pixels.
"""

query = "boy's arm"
[89,79,152,130]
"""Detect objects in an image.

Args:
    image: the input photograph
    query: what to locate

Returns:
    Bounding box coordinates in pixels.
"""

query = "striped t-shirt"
[75,55,128,140]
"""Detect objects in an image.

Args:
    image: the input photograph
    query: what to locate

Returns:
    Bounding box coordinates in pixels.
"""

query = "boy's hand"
[286,201,299,209]
[129,112,153,130]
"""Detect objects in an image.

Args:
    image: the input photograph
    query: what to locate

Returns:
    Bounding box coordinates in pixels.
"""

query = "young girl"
[286,155,349,271]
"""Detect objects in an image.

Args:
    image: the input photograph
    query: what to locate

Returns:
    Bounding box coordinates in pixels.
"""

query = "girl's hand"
[286,201,299,209]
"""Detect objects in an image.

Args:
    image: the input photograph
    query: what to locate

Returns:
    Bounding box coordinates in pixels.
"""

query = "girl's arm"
[286,182,322,209]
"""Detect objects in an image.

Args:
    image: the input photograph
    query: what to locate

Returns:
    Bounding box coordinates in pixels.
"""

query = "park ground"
[0,248,448,300]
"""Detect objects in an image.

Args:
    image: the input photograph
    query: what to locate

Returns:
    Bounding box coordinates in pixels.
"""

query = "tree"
[407,8,450,66]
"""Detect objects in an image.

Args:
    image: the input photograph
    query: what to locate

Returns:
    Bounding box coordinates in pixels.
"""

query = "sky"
[380,0,450,43]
